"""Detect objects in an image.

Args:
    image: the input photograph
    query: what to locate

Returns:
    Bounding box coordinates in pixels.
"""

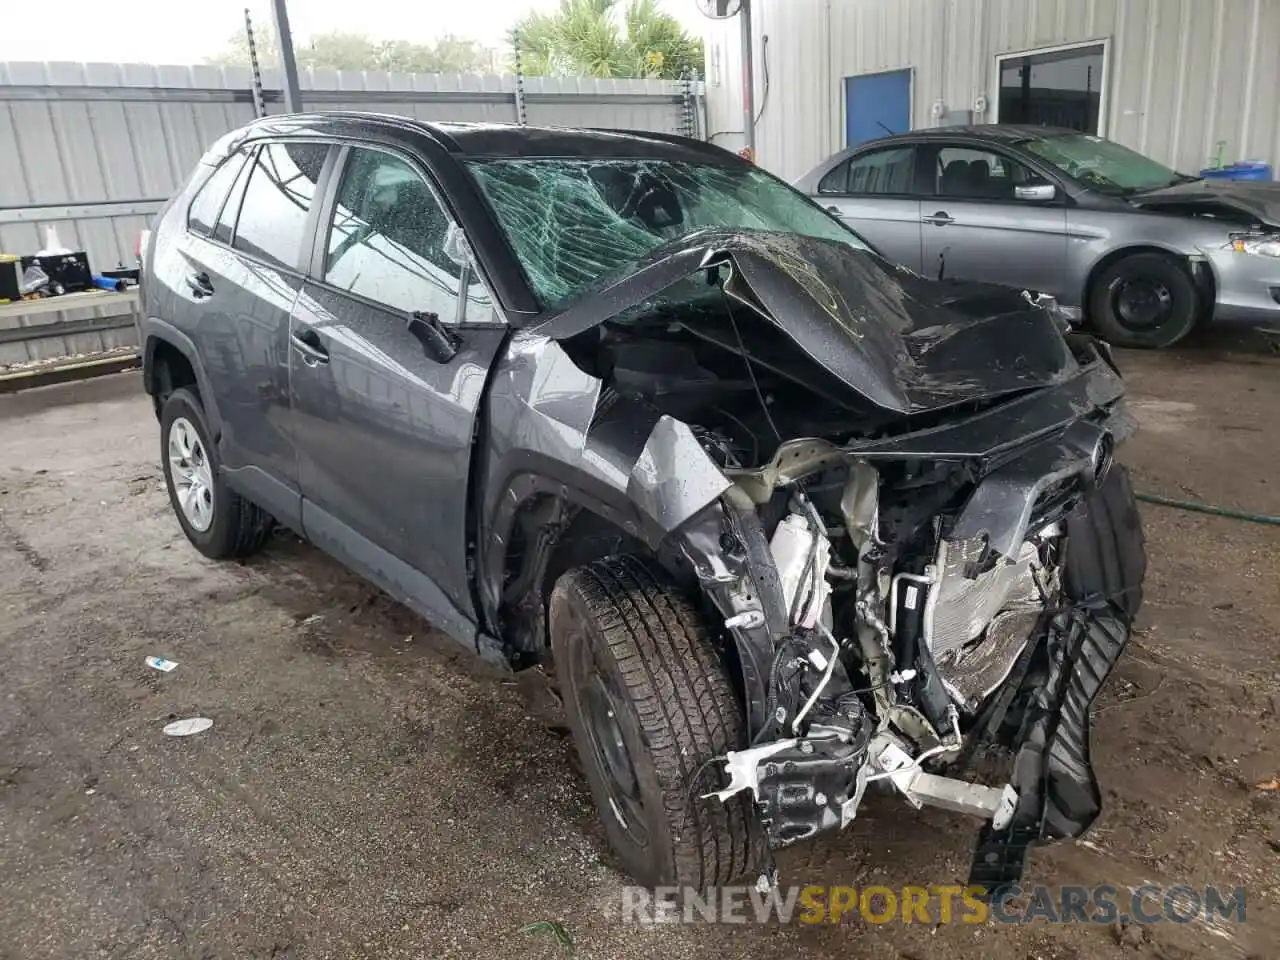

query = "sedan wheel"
[1111,277,1173,332]
[1088,252,1199,348]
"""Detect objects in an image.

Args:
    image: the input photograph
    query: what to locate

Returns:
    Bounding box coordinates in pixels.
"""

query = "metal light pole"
[740,0,755,160]
[270,0,303,113]
[699,0,756,160]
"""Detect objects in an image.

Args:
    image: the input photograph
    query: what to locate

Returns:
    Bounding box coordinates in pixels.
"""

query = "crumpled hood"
[535,230,1079,415]
[1130,178,1280,226]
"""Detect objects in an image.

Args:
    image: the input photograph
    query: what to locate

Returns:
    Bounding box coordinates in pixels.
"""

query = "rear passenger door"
[175,140,333,529]
[288,144,508,645]
[815,145,923,271]
[918,143,1068,296]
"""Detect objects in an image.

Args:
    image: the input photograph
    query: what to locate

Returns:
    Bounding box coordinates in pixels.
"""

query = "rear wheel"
[160,387,272,560]
[1088,252,1199,348]
[549,555,755,889]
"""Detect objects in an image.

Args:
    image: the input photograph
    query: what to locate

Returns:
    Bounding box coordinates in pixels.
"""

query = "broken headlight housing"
[1231,234,1280,257]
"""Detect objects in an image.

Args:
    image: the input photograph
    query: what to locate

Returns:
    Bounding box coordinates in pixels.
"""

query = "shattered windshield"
[465,157,869,309]
[1023,133,1189,194]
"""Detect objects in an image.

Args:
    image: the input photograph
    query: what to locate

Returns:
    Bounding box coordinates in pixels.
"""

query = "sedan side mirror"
[1015,183,1057,202]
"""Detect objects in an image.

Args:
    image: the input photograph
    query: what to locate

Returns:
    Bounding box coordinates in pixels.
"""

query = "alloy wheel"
[168,416,215,532]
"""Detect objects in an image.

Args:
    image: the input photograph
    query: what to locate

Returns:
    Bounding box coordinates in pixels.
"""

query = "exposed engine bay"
[674,404,1134,893]
[485,230,1145,892]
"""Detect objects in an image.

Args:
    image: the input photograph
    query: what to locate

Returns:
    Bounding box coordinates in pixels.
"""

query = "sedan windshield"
[465,157,868,309]
[1023,133,1190,195]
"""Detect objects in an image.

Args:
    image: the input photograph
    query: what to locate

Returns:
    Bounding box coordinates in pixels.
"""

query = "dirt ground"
[1,331,1277,960]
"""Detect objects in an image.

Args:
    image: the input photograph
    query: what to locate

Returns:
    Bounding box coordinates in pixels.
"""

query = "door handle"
[186,271,215,297]
[290,328,329,365]
[922,211,954,226]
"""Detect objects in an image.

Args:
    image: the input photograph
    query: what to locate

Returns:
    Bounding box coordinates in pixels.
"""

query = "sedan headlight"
[1231,235,1280,257]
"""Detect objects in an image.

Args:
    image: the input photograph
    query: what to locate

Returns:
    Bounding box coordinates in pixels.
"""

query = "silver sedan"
[797,125,1280,347]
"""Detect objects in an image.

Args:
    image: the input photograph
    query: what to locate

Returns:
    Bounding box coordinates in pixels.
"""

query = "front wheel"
[549,555,756,889]
[1087,252,1200,348]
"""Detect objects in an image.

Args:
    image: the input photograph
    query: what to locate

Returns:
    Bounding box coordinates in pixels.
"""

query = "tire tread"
[553,555,754,889]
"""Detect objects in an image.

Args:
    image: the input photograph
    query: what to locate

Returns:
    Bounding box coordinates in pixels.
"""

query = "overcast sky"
[11,0,707,65]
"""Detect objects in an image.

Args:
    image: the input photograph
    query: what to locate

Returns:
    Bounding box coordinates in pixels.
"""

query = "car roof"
[793,124,1085,190]
[237,111,745,165]
[866,123,1079,146]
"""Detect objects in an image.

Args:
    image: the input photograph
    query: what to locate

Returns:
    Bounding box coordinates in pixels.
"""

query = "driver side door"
[288,143,507,645]
[918,143,1069,296]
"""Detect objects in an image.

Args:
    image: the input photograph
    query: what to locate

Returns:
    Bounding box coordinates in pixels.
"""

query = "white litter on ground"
[145,656,178,672]
[162,717,212,737]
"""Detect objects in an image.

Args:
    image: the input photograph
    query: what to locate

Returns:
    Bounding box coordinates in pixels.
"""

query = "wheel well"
[149,339,199,418]
[1081,245,1195,320]
[499,495,650,665]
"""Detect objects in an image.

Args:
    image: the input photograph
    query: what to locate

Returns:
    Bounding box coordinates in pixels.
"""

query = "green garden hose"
[1136,492,1280,526]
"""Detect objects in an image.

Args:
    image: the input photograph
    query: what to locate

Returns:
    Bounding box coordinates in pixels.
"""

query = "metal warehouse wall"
[0,62,702,365]
[704,0,1280,183]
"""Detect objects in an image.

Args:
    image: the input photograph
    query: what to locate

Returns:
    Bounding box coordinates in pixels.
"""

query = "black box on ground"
[0,257,21,302]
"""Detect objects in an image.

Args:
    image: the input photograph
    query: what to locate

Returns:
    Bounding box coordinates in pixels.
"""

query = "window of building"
[997,42,1106,134]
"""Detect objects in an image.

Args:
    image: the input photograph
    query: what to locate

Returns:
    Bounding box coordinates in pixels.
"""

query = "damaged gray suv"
[140,114,1146,895]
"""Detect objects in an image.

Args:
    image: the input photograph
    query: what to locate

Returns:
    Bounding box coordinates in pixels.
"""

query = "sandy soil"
[1,335,1277,959]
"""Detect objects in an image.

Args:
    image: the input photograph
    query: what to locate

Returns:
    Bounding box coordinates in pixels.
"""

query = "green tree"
[204,24,279,68]
[205,28,492,74]
[510,0,703,79]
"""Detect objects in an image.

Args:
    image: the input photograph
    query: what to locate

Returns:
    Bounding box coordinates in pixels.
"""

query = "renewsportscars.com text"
[619,884,1247,926]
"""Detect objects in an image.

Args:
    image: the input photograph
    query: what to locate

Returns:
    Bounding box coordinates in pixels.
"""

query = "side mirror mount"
[1015,183,1057,202]
[407,310,461,364]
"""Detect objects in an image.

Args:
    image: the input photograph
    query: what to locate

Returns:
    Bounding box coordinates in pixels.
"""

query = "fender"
[478,333,783,731]
[142,317,225,442]
[479,335,733,619]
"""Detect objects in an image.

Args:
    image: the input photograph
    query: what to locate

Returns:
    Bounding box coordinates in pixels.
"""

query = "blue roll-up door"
[845,70,912,147]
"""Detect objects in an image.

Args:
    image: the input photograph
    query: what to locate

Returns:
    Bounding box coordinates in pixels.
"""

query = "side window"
[936,146,1041,200]
[323,147,495,323]
[186,150,249,236]
[213,148,256,245]
[231,142,329,270]
[845,147,916,195]
[817,160,850,195]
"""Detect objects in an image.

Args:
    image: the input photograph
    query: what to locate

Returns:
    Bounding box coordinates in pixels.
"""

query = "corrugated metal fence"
[0,62,704,367]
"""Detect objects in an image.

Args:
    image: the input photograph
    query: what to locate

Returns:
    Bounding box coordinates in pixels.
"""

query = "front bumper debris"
[969,608,1129,894]
[969,465,1145,895]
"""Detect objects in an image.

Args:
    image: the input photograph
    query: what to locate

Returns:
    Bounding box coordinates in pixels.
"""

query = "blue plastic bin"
[1198,161,1272,181]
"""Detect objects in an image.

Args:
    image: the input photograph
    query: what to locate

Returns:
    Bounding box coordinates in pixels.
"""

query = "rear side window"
[186,151,249,236]
[817,160,850,194]
[845,146,916,195]
[214,149,256,244]
[231,142,329,270]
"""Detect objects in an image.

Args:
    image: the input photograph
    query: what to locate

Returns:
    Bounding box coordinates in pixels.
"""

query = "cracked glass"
[325,148,496,323]
[465,158,869,310]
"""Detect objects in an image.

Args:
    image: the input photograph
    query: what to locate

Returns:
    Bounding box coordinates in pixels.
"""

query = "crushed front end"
[677,353,1144,893]
[514,231,1146,892]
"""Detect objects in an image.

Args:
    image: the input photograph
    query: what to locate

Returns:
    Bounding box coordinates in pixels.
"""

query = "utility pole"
[699,0,755,159]
[270,0,303,113]
[740,0,755,160]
